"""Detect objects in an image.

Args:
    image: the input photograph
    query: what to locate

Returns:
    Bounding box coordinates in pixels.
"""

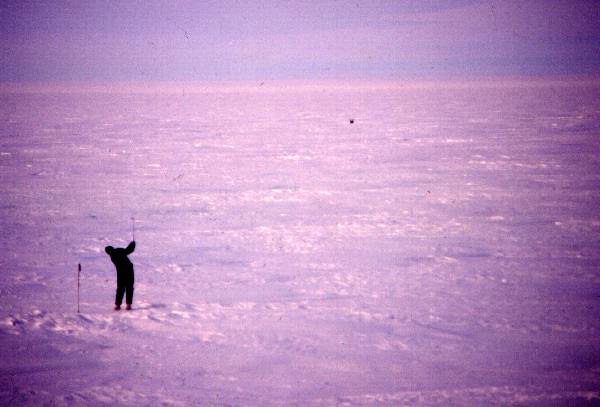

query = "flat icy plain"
[1,81,600,406]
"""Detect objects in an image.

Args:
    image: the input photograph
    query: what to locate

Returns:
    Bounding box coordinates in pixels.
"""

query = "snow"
[1,81,600,406]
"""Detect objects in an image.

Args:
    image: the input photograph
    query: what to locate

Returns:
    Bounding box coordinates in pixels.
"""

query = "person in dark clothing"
[105,241,136,310]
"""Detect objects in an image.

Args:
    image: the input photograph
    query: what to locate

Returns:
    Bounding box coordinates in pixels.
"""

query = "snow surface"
[1,81,600,406]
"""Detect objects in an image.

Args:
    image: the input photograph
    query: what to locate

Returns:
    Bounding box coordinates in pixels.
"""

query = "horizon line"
[2,76,600,94]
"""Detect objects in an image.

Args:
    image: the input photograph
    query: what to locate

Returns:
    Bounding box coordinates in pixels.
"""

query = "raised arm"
[125,241,136,254]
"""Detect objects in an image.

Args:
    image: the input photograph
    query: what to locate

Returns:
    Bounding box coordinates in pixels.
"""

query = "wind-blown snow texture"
[1,82,600,406]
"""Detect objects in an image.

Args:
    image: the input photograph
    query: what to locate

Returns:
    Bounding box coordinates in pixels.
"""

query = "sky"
[1,0,599,83]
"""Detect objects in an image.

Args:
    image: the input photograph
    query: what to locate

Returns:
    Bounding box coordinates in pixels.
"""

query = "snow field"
[1,81,600,405]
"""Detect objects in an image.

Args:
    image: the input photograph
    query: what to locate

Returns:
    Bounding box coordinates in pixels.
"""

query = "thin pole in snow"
[131,217,135,241]
[77,263,81,314]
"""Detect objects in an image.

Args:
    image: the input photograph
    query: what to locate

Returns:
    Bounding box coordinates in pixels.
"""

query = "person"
[105,241,136,310]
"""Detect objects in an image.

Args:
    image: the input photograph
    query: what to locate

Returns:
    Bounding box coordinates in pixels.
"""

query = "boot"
[114,305,121,311]
[126,304,132,310]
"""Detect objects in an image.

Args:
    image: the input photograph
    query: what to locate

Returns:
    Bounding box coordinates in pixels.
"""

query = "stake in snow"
[77,263,81,314]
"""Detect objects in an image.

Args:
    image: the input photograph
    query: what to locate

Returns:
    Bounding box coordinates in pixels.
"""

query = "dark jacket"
[105,241,135,285]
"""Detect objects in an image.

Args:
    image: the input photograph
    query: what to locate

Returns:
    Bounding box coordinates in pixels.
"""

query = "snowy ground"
[1,81,600,406]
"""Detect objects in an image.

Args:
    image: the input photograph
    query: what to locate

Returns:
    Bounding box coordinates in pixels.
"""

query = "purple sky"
[1,0,599,83]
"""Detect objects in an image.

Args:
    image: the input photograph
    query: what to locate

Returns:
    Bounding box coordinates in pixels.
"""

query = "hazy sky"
[1,0,599,83]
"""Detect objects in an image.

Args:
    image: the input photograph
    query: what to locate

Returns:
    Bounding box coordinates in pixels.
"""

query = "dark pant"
[116,283,134,306]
